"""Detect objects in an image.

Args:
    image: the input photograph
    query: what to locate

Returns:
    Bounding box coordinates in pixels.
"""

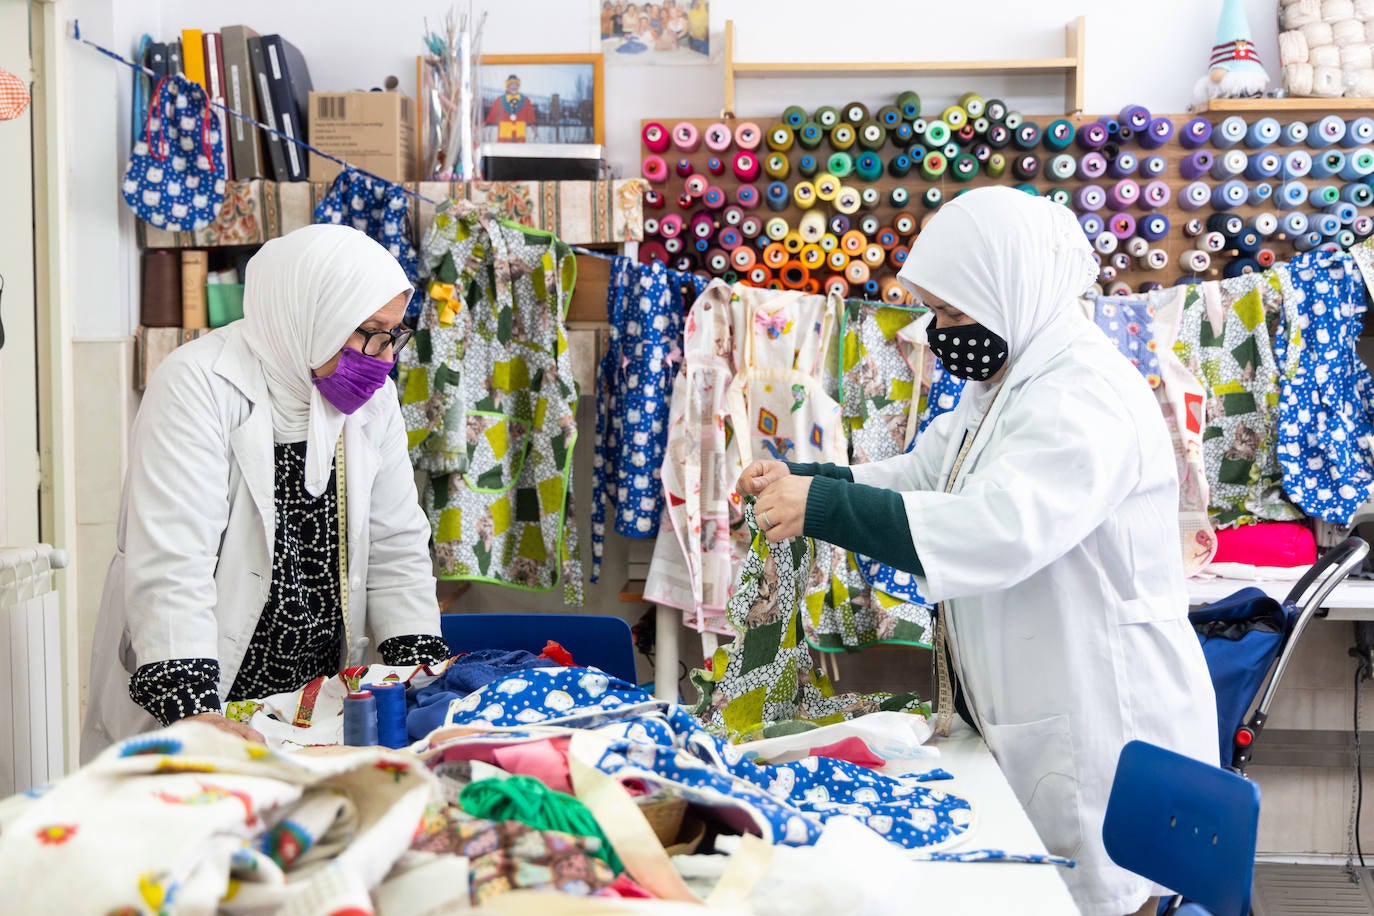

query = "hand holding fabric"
[736,459,791,498]
[756,475,812,543]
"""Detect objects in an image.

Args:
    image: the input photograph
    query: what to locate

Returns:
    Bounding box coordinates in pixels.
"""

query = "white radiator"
[0,544,67,796]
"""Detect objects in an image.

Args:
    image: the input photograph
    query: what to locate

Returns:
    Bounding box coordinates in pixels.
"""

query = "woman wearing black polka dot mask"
[739,187,1217,916]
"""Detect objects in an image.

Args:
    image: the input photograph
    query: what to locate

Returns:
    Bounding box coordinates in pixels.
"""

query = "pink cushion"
[1213,522,1317,568]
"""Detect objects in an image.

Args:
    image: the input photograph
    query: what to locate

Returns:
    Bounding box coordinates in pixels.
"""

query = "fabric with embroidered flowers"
[0,720,435,914]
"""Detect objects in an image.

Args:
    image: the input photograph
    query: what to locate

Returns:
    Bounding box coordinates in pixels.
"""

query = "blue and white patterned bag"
[121,74,226,232]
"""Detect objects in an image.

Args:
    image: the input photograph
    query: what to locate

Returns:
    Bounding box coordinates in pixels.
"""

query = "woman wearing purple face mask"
[83,225,446,758]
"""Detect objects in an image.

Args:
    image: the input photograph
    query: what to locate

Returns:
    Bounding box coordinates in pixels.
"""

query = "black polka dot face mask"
[927,322,1009,381]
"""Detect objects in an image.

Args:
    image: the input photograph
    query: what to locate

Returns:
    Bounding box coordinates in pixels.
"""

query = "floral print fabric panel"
[0,722,435,914]
[399,202,583,603]
[1094,296,1162,388]
[1275,246,1374,525]
[590,258,708,582]
[690,502,927,743]
[1146,285,1219,575]
[642,281,738,631]
[1172,273,1301,528]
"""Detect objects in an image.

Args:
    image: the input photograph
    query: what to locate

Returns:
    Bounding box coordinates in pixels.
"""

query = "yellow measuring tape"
[335,435,353,667]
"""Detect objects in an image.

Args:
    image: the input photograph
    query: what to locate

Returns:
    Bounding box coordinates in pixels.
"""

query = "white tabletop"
[1186,576,1374,619]
[885,723,1080,915]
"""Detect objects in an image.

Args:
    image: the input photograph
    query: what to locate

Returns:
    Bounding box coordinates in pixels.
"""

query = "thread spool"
[1280,212,1309,237]
[1342,182,1374,206]
[1124,236,1150,258]
[1012,154,1040,181]
[1145,249,1169,271]
[1107,180,1140,210]
[951,153,979,181]
[1142,181,1171,209]
[1099,265,1118,283]
[1252,212,1279,236]
[1312,184,1342,207]
[1004,111,1024,129]
[1109,212,1137,239]
[1181,151,1214,180]
[731,246,757,271]
[371,682,408,749]
[984,98,1008,122]
[1214,116,1248,148]
[1211,180,1248,210]
[860,186,880,208]
[857,212,882,237]
[643,122,670,153]
[1201,231,1227,253]
[1141,117,1175,150]
[1047,154,1076,181]
[1245,151,1282,180]
[1112,252,1134,272]
[140,250,183,327]
[889,245,910,269]
[893,211,918,234]
[1341,148,1374,179]
[1044,118,1076,150]
[924,120,951,148]
[1094,232,1119,254]
[888,154,913,178]
[1276,181,1308,209]
[1309,115,1347,147]
[1282,150,1313,178]
[828,213,851,235]
[1210,150,1249,180]
[854,151,883,182]
[1180,117,1213,149]
[844,259,870,285]
[1014,122,1041,149]
[732,151,760,183]
[817,232,839,252]
[1079,213,1105,237]
[1294,231,1325,251]
[890,186,910,207]
[643,189,665,209]
[1107,153,1138,180]
[702,186,727,210]
[658,213,684,238]
[1248,183,1274,206]
[834,186,862,215]
[1184,219,1205,237]
[1282,121,1309,146]
[1180,182,1212,210]
[1310,149,1347,179]
[1140,155,1168,178]
[1246,118,1282,148]
[703,121,733,152]
[1234,229,1262,254]
[986,153,1007,178]
[1047,188,1073,207]
[1078,152,1108,180]
[671,121,700,151]
[1077,122,1109,150]
[1329,202,1360,224]
[344,691,379,746]
[1140,213,1171,241]
[1354,215,1374,237]
[641,156,669,182]
[1181,250,1211,273]
[1256,249,1277,267]
[858,121,887,150]
[1223,258,1261,279]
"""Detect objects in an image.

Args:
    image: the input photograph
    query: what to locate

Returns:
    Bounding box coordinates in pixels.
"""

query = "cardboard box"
[308,91,416,184]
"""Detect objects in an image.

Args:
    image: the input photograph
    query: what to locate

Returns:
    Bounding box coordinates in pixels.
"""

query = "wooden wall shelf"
[1199,97,1374,113]
[722,16,1086,117]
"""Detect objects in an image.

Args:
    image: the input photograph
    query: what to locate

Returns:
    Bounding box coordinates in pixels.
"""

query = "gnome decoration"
[0,66,30,121]
[1195,0,1271,102]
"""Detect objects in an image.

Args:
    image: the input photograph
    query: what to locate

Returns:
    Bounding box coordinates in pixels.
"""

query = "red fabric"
[1213,521,1317,568]
[596,874,657,899]
[808,736,887,769]
[538,640,577,667]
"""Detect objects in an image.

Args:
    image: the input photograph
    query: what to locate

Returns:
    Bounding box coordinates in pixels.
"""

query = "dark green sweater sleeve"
[785,461,853,481]
[803,476,924,577]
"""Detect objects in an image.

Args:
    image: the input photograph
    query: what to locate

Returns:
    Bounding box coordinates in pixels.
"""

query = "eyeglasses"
[355,325,414,357]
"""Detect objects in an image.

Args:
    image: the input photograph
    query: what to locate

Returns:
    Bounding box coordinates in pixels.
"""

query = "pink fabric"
[491,737,573,793]
[808,736,887,769]
[1213,521,1317,568]
[595,874,657,899]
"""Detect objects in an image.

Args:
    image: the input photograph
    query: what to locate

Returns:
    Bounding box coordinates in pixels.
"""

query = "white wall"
[69,0,1280,339]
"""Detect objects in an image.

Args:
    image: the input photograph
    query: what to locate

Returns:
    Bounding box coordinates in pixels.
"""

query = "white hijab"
[240,224,412,496]
[897,186,1098,367]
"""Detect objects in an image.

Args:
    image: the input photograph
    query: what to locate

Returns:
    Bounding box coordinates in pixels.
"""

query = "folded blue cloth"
[406,649,551,739]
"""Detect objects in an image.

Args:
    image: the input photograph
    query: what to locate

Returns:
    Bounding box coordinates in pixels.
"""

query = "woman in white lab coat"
[82,225,446,761]
[741,187,1218,916]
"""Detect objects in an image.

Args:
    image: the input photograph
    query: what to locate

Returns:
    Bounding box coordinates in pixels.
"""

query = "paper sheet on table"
[733,711,936,765]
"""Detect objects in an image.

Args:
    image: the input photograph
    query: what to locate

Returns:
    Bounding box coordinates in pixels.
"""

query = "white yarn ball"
[1280,29,1311,65]
[1353,0,1374,19]
[1323,0,1356,21]
[1286,61,1317,95]
[1310,43,1343,67]
[1340,43,1373,68]
[1314,65,1346,95]
[1331,17,1368,44]
[1345,67,1374,95]
[1301,20,1336,46]
[1283,0,1323,27]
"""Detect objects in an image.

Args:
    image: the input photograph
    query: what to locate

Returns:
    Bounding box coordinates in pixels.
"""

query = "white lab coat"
[82,326,440,762]
[852,311,1219,916]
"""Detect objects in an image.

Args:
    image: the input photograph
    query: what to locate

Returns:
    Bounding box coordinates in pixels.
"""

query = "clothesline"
[74,22,626,265]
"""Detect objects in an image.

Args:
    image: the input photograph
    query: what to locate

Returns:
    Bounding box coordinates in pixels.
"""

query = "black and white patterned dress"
[129,442,449,726]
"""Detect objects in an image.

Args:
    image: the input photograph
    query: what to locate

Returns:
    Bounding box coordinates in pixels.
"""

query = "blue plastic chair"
[438,612,639,685]
[1102,740,1261,916]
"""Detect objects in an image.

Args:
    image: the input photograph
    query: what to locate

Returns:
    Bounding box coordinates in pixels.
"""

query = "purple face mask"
[312,346,394,414]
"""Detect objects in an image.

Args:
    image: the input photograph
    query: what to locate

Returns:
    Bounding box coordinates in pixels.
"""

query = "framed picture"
[478,54,604,147]
[597,0,711,66]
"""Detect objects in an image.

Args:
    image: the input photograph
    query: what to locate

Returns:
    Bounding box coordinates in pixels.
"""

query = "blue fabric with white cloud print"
[121,74,227,232]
